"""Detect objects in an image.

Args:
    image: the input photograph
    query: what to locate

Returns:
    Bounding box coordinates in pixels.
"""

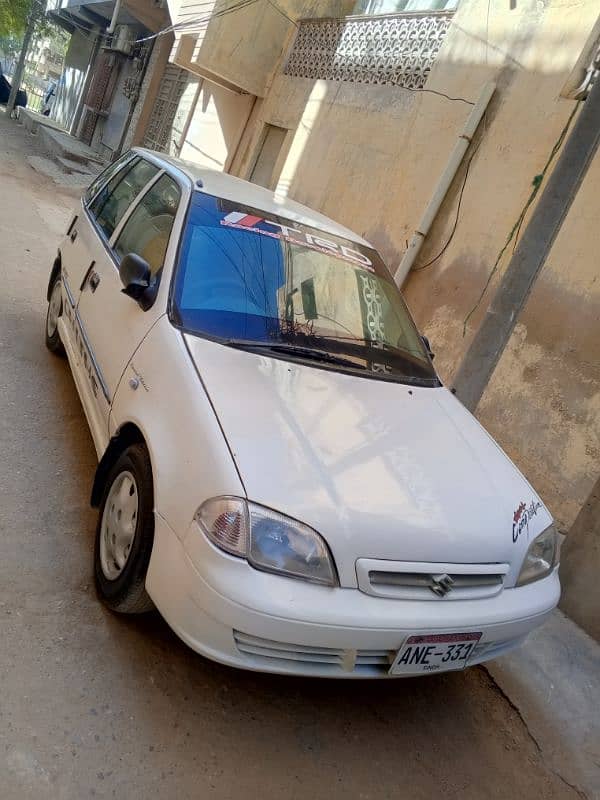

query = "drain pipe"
[395,81,496,287]
[107,0,123,34]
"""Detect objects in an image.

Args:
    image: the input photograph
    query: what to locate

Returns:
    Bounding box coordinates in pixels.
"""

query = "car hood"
[185,335,553,588]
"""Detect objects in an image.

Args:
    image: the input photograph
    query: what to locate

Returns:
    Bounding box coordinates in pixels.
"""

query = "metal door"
[80,52,120,146]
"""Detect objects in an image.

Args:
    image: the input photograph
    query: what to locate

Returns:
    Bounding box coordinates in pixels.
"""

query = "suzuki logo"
[430,573,454,597]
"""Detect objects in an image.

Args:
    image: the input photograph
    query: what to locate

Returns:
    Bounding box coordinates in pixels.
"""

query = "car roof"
[134,147,372,248]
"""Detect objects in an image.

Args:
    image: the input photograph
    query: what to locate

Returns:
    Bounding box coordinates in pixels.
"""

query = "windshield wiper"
[223,339,367,370]
[313,334,427,360]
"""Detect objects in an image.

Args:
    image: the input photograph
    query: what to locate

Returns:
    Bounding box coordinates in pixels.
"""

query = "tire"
[94,443,155,614]
[45,272,65,356]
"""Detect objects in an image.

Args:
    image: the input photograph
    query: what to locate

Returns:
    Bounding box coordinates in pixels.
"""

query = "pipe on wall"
[394,81,496,287]
[107,0,123,34]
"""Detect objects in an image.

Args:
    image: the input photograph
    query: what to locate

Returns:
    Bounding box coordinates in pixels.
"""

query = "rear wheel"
[45,273,65,356]
[94,443,155,614]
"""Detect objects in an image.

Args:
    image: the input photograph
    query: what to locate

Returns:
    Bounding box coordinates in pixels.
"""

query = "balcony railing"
[284,12,454,90]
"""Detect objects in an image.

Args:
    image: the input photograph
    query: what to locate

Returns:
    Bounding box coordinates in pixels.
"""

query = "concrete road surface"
[0,108,578,800]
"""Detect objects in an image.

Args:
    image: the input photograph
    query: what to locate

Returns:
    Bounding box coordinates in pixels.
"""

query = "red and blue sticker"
[221,211,375,271]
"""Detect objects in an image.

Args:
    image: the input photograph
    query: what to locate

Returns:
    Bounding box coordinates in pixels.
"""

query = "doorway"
[249,123,288,188]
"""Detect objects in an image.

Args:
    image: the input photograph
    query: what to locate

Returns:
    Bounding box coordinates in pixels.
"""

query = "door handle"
[70,228,78,243]
[89,271,100,292]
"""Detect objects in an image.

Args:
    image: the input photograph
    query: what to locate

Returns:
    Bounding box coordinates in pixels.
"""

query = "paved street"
[0,108,578,800]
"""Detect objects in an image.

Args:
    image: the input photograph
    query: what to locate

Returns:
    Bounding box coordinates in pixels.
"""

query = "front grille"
[369,570,504,600]
[356,559,509,601]
[233,631,394,675]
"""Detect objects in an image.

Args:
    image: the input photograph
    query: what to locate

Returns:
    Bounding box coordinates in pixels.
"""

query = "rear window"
[84,151,133,206]
[88,157,159,241]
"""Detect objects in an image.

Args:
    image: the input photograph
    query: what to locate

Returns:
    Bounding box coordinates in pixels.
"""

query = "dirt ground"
[0,108,577,800]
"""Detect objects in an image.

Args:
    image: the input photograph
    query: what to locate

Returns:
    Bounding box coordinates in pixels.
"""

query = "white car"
[45,148,560,678]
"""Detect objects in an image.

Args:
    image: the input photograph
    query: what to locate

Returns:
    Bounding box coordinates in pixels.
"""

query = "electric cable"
[461,102,579,335]
[135,0,261,43]
[412,141,480,273]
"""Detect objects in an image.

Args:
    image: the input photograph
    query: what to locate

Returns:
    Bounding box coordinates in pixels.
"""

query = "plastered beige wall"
[230,0,599,527]
[178,80,255,169]
[476,147,600,531]
[170,0,354,96]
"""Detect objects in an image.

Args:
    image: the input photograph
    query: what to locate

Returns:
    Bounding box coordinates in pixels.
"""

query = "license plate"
[389,632,482,675]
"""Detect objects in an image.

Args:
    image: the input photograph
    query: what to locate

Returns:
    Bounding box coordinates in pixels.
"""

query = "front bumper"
[146,514,560,678]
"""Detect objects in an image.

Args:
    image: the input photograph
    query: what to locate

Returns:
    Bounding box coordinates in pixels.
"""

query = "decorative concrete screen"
[284,12,454,89]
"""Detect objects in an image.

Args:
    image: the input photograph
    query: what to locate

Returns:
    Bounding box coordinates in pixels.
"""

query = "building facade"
[47,0,169,158]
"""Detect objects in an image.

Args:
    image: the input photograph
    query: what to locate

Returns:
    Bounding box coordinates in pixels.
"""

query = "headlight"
[515,524,559,586]
[195,497,338,586]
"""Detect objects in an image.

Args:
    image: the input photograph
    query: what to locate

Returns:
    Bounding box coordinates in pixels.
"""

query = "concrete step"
[37,125,105,168]
[56,156,97,177]
[486,609,600,799]
[27,155,94,191]
[18,107,66,136]
[17,107,107,176]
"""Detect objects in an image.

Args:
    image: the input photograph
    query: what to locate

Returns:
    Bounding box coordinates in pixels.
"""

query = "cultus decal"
[221,212,374,270]
[512,499,543,543]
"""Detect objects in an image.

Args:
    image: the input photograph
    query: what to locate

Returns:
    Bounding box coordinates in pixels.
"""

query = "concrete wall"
[124,0,168,33]
[170,0,353,95]
[560,475,600,641]
[178,80,255,169]
[51,29,95,131]
[128,34,251,167]
[226,0,600,532]
[476,145,600,529]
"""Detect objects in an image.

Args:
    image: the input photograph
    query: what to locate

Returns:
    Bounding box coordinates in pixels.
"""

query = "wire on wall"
[461,101,580,336]
[136,0,262,42]
[412,139,481,272]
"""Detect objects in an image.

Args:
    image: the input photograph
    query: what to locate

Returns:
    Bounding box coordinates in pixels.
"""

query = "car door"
[60,152,135,299]
[76,166,184,450]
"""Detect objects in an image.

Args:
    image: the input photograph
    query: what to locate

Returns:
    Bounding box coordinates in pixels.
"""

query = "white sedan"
[45,148,560,677]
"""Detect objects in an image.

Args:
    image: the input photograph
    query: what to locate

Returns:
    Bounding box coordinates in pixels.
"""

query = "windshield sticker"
[221,212,375,271]
[512,499,543,543]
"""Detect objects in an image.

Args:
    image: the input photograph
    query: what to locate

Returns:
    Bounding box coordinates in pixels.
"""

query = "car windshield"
[171,193,438,386]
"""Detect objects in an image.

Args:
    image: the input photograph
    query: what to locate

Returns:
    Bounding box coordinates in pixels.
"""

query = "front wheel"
[94,444,155,614]
[45,273,65,356]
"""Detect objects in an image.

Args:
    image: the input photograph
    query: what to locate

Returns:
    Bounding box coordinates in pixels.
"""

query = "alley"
[0,108,578,800]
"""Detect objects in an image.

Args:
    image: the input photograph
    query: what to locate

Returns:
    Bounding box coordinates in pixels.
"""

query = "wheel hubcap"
[47,279,62,337]
[99,470,139,580]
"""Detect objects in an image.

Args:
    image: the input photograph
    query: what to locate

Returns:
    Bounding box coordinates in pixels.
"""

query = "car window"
[171,194,438,387]
[84,152,134,206]
[89,158,159,241]
[114,174,181,276]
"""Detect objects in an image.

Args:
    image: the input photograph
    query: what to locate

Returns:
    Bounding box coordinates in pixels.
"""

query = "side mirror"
[421,335,435,361]
[119,253,154,310]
